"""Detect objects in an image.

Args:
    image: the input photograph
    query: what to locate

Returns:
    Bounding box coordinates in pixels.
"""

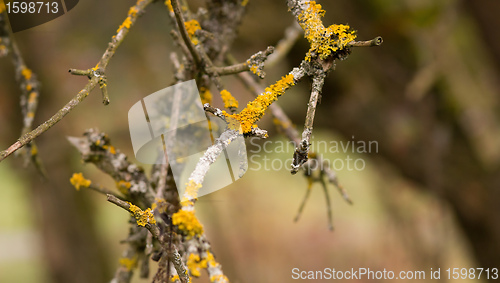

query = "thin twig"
[348,36,383,47]
[319,173,334,231]
[170,0,201,67]
[294,177,313,222]
[322,160,352,204]
[291,74,326,174]
[87,183,126,200]
[170,30,194,63]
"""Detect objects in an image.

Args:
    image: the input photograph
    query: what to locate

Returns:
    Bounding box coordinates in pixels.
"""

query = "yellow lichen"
[102,145,116,154]
[187,253,208,277]
[180,180,202,205]
[116,1,144,32]
[200,87,212,105]
[129,203,156,226]
[28,92,37,103]
[223,74,295,133]
[165,0,173,12]
[220,89,239,109]
[171,275,180,282]
[128,6,138,17]
[184,19,201,45]
[117,17,132,32]
[210,274,229,283]
[249,65,259,75]
[70,173,91,191]
[116,180,131,195]
[119,256,138,271]
[172,209,204,237]
[30,143,38,156]
[298,1,356,61]
[225,116,242,134]
[21,68,32,80]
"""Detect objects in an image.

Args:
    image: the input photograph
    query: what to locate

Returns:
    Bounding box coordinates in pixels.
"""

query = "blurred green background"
[1,0,500,282]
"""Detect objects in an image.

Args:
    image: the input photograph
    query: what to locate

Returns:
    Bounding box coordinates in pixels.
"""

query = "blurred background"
[1,0,500,282]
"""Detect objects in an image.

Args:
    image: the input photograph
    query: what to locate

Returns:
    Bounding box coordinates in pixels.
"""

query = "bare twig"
[87,183,127,200]
[319,172,334,231]
[211,61,249,76]
[348,36,383,47]
[291,74,326,174]
[294,176,313,222]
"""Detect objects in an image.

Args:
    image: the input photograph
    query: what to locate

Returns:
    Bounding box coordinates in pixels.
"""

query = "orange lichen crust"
[298,1,356,61]
[223,74,295,133]
[200,87,213,105]
[128,204,156,226]
[220,89,239,109]
[172,209,204,237]
[116,180,132,195]
[187,253,207,277]
[119,256,138,271]
[180,180,202,207]
[70,173,91,191]
[21,67,32,80]
[164,0,173,12]
[184,19,201,45]
[210,274,230,283]
[187,251,224,278]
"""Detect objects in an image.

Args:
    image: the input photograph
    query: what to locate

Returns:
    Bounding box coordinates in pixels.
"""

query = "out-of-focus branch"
[0,0,154,163]
[266,22,303,68]
[0,9,46,174]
